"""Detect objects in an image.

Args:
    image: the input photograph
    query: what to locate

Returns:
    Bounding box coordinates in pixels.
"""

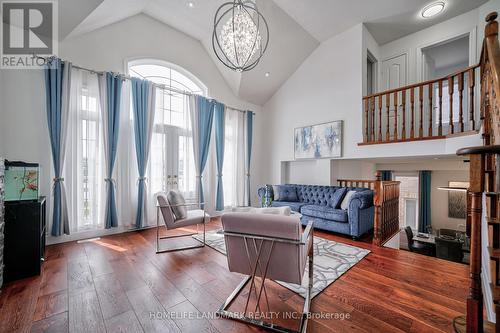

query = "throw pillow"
[330,188,348,208]
[277,185,298,202]
[167,190,188,220]
[340,190,357,210]
[272,185,280,201]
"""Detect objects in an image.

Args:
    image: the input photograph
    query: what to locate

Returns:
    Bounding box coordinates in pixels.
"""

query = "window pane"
[395,176,419,229]
[129,61,204,200]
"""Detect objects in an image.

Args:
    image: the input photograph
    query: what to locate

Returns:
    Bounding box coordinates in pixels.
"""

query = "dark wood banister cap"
[456,145,500,156]
[486,12,498,22]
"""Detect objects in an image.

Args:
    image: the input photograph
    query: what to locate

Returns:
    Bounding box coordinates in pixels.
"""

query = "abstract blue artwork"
[294,120,342,159]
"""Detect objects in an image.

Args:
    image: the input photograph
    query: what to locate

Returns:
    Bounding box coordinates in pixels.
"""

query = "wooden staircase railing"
[337,172,400,246]
[360,59,481,145]
[453,12,500,333]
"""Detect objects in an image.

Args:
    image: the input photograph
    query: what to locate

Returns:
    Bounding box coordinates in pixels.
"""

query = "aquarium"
[4,161,39,202]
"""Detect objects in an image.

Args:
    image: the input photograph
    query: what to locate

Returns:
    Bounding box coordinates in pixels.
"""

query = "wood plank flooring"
[0,219,468,333]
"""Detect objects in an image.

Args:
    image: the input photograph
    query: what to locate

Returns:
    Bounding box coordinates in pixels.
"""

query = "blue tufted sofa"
[257,184,374,239]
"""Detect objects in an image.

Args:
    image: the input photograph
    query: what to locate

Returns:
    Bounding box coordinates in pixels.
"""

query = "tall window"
[128,60,207,200]
[66,70,104,233]
[223,110,246,208]
[79,87,102,229]
[395,173,419,230]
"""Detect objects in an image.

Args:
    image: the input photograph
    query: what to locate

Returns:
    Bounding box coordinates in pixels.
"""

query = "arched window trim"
[126,58,208,96]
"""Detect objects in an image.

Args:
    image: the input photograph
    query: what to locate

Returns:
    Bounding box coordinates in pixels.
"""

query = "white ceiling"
[61,0,489,105]
[275,0,488,44]
[65,0,319,105]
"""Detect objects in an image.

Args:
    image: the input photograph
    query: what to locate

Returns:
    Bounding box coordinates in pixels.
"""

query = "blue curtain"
[246,111,253,206]
[102,73,123,229]
[419,170,432,233]
[131,78,154,228]
[44,58,70,236]
[381,170,393,181]
[193,95,214,207]
[214,101,225,211]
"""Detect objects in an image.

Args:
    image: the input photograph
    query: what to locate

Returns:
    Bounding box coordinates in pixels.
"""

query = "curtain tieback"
[137,177,147,185]
[217,174,223,178]
[52,177,64,190]
[246,173,250,177]
[104,178,117,187]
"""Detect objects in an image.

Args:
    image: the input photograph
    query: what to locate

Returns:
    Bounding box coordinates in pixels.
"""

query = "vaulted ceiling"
[60,0,489,105]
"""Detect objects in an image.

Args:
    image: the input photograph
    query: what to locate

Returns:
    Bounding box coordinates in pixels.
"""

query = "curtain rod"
[35,55,255,115]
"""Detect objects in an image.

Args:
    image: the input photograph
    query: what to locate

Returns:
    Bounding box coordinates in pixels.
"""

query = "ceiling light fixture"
[265,72,270,77]
[212,0,269,72]
[421,2,445,18]
[187,1,194,8]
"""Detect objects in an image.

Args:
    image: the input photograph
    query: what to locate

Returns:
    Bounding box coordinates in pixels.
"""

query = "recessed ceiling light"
[265,72,270,77]
[421,2,445,18]
[187,1,194,8]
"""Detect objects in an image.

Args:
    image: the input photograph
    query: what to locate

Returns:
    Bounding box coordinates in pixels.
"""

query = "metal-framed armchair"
[219,212,314,333]
[156,192,208,253]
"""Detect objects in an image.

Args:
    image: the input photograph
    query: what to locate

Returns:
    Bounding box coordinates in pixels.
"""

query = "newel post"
[466,154,484,333]
[485,12,498,39]
[373,171,382,246]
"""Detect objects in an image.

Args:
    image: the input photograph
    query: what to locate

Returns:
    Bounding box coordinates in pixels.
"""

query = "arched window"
[128,59,206,200]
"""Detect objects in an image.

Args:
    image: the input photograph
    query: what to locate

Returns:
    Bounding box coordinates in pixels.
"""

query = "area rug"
[193,230,370,298]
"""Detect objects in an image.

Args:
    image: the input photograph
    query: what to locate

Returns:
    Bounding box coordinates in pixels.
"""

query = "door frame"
[416,27,477,82]
[367,49,378,95]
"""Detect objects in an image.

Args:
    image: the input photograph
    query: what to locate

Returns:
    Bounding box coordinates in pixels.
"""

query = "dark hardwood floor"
[0,219,468,333]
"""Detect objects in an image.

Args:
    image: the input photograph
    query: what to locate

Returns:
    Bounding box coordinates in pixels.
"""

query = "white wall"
[259,8,486,186]
[379,9,479,85]
[261,24,365,185]
[0,69,49,197]
[430,170,468,231]
[362,25,381,96]
[0,14,264,219]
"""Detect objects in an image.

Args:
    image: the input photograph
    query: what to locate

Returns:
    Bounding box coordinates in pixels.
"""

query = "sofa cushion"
[271,201,305,213]
[330,188,347,208]
[294,185,342,207]
[273,185,298,202]
[340,190,357,210]
[167,190,187,220]
[301,205,348,222]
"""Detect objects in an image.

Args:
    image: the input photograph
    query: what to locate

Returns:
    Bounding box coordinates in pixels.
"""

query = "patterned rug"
[193,230,370,298]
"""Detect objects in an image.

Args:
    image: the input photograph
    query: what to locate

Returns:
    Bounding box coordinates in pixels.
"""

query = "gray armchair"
[219,212,314,333]
[156,192,209,253]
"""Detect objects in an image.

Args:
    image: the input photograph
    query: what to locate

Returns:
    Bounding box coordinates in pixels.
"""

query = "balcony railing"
[360,64,481,145]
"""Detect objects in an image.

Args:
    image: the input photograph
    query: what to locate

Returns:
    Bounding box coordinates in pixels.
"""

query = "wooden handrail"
[361,62,481,144]
[373,172,400,246]
[363,64,480,100]
[483,12,500,145]
[455,12,500,333]
[457,144,500,156]
[337,174,400,246]
[337,179,375,190]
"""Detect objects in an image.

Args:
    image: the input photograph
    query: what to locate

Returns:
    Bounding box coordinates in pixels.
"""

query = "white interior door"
[382,54,407,90]
[382,54,408,139]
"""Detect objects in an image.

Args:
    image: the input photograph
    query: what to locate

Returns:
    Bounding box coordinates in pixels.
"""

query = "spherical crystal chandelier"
[212,0,269,72]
